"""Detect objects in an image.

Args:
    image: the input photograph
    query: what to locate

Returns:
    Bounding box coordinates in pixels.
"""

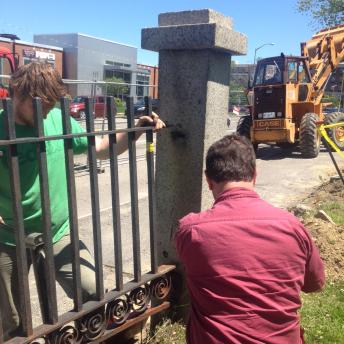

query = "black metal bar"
[85,97,104,300]
[2,98,33,336]
[126,97,141,282]
[32,98,58,324]
[323,138,344,186]
[106,97,123,290]
[28,236,48,326]
[144,97,158,273]
[0,127,149,146]
[61,97,83,310]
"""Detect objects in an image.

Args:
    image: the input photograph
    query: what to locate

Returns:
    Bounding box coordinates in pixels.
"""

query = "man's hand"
[136,112,166,132]
[0,216,5,225]
[96,112,166,159]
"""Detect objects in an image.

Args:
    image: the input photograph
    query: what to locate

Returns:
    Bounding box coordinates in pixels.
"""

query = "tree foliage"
[104,77,129,98]
[297,0,344,28]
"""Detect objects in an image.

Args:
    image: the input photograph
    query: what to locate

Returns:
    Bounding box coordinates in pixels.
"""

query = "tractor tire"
[324,112,344,151]
[300,113,320,158]
[236,115,258,152]
[236,115,252,138]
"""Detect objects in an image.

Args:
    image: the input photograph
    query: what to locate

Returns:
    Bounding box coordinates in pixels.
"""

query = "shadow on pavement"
[256,144,328,161]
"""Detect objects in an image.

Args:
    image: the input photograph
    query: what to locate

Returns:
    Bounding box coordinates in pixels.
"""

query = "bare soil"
[292,179,344,281]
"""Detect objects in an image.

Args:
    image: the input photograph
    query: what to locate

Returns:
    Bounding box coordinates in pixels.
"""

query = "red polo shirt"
[175,188,325,344]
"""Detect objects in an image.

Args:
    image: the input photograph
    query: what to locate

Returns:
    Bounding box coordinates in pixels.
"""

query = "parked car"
[133,98,159,118]
[69,96,106,119]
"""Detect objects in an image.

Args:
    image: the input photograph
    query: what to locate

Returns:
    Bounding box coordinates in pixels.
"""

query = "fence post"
[142,9,247,312]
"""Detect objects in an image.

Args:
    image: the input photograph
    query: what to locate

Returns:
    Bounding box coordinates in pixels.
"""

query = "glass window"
[288,61,297,83]
[254,58,283,86]
[264,62,282,84]
[298,62,310,83]
[255,65,264,85]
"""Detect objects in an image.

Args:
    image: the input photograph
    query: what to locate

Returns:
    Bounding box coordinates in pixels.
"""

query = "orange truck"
[241,24,344,157]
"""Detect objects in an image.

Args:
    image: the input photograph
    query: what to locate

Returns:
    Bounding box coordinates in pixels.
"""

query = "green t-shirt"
[0,108,88,246]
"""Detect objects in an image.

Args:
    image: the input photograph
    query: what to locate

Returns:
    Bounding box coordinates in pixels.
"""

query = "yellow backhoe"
[241,24,344,158]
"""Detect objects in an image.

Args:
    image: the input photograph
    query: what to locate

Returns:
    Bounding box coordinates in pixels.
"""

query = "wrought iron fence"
[60,79,159,175]
[0,96,174,343]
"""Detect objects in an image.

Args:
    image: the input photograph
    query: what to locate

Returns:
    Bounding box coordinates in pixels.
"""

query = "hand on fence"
[136,112,166,132]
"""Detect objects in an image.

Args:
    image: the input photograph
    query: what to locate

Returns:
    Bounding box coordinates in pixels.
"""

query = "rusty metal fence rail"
[0,96,174,344]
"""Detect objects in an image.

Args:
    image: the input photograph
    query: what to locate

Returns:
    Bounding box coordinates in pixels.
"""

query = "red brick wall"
[0,40,63,75]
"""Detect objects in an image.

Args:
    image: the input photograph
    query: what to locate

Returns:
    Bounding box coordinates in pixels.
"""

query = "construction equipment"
[242,24,344,157]
[0,34,19,98]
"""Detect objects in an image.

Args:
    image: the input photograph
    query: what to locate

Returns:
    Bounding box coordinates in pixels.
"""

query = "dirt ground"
[292,178,344,281]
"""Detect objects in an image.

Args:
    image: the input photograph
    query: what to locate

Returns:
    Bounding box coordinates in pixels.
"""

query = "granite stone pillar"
[142,9,247,266]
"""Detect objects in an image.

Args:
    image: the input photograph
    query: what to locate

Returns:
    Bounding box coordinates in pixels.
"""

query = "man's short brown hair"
[10,62,67,105]
[205,134,256,183]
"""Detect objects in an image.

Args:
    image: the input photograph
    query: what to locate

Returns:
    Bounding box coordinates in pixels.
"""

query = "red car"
[69,96,106,119]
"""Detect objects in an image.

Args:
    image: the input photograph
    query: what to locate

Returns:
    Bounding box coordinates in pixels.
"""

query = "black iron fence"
[0,96,174,343]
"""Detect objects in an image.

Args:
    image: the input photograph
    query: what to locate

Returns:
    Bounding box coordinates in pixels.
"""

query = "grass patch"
[146,282,344,343]
[320,201,344,226]
[144,319,185,344]
[301,281,344,343]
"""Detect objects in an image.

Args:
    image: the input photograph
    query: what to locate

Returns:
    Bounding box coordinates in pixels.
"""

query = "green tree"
[297,0,344,28]
[104,77,129,98]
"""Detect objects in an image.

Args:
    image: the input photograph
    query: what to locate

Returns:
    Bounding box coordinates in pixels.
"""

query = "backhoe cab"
[241,24,344,158]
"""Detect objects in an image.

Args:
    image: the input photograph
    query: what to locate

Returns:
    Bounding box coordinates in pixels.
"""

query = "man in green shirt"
[0,62,164,339]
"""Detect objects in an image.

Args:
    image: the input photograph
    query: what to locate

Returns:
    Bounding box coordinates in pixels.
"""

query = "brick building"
[0,37,63,74]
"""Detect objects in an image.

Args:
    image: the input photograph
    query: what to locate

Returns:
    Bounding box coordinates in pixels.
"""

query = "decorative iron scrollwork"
[128,284,150,314]
[28,273,172,343]
[106,296,130,326]
[151,275,171,300]
[77,307,106,342]
[50,325,81,344]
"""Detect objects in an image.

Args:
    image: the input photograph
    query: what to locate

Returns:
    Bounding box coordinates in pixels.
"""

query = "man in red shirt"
[175,134,325,344]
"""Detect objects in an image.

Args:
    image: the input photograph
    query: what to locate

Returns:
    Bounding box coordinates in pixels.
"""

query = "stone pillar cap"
[158,9,233,28]
[142,9,247,56]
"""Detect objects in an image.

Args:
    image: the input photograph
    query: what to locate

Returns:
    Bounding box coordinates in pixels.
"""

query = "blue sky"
[1,0,316,66]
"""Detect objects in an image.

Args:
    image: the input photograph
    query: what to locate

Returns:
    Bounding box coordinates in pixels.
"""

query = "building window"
[136,72,150,100]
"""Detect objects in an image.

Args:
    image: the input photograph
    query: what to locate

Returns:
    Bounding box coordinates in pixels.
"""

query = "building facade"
[137,64,159,99]
[34,33,141,99]
[0,36,63,75]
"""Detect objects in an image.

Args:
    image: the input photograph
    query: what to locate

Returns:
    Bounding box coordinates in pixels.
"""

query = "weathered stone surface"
[154,50,230,263]
[142,24,247,55]
[141,9,248,266]
[158,9,233,28]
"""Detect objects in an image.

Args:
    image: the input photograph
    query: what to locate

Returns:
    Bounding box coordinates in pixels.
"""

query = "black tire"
[236,115,252,138]
[236,115,258,152]
[324,112,344,151]
[300,113,320,158]
[79,110,86,120]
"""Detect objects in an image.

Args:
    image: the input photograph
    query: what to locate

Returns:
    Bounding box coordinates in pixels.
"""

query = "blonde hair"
[10,62,67,105]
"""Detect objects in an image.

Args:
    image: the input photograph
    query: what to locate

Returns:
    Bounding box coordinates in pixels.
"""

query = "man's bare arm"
[95,113,165,160]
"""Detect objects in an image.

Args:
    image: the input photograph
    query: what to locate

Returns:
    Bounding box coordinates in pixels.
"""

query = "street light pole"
[251,42,275,87]
[253,42,275,67]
